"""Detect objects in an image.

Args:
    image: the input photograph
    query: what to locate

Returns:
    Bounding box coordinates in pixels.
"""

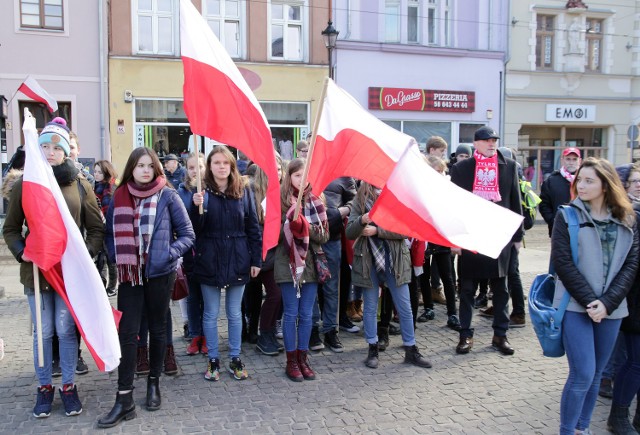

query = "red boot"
[297,350,316,380]
[186,337,201,355]
[285,351,303,382]
[200,337,208,355]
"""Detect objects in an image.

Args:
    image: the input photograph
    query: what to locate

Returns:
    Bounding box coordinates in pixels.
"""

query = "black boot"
[146,376,161,411]
[377,326,389,352]
[364,343,379,369]
[607,405,637,435]
[97,391,136,428]
[404,345,432,368]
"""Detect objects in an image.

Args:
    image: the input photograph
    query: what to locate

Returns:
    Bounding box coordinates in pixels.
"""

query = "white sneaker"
[275,320,283,339]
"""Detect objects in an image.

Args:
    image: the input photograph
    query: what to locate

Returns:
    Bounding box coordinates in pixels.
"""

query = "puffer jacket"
[345,197,411,289]
[190,187,262,288]
[3,173,104,294]
[551,199,639,318]
[105,186,195,279]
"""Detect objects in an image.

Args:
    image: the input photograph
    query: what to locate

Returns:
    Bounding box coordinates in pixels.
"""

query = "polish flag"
[179,0,280,257]
[308,79,417,195]
[21,109,121,372]
[18,76,58,113]
[370,147,523,259]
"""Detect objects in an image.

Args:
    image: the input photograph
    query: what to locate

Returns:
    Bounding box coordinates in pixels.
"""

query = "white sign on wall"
[546,104,596,122]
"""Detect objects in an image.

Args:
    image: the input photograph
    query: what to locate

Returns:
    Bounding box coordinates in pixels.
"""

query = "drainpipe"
[99,0,109,160]
[500,0,512,142]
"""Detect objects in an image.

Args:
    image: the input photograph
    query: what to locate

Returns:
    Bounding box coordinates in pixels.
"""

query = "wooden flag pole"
[33,263,44,367]
[293,77,330,220]
[194,134,204,214]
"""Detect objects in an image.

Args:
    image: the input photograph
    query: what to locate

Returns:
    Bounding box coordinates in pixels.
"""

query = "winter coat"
[551,199,639,319]
[177,183,197,274]
[165,166,187,190]
[345,197,412,289]
[190,187,262,288]
[3,169,104,294]
[539,171,572,237]
[449,150,524,279]
[94,180,115,216]
[622,208,640,334]
[323,177,356,240]
[105,186,195,279]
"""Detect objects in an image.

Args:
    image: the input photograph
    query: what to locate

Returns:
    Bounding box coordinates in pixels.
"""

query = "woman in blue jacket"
[191,146,262,382]
[99,148,194,428]
[551,158,639,435]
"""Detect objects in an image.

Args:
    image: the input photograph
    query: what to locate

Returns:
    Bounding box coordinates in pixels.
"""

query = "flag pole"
[293,77,330,220]
[33,264,44,367]
[194,134,203,214]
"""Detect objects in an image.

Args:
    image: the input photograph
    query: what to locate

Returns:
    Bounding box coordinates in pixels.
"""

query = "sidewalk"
[0,224,626,434]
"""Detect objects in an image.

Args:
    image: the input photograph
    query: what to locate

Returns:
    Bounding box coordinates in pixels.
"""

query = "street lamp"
[321,21,339,80]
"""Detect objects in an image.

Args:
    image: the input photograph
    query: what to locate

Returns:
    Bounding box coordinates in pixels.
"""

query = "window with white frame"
[585,18,603,72]
[203,0,244,58]
[385,0,400,43]
[19,0,64,30]
[407,0,419,43]
[134,0,177,55]
[270,1,305,61]
[535,14,555,70]
[427,0,437,44]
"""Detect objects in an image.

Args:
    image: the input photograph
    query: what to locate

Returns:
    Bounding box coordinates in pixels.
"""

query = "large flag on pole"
[307,79,417,195]
[370,146,523,259]
[21,109,120,372]
[18,76,58,113]
[179,0,280,257]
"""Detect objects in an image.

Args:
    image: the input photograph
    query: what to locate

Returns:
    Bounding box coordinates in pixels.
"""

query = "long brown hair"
[118,147,166,190]
[204,145,245,199]
[572,157,635,226]
[355,182,380,213]
[280,158,306,211]
[94,159,118,184]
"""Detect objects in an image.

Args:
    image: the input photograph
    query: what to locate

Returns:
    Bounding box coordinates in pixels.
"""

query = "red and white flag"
[21,109,120,372]
[18,76,58,113]
[370,147,523,259]
[179,0,280,257]
[308,79,417,195]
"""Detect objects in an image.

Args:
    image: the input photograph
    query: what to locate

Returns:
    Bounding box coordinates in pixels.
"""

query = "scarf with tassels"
[112,177,166,285]
[472,150,501,202]
[283,185,328,294]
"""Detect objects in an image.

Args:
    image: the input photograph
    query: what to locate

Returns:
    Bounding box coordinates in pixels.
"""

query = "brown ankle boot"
[297,350,316,380]
[346,301,357,321]
[135,346,149,375]
[163,345,178,375]
[353,300,363,322]
[285,351,303,382]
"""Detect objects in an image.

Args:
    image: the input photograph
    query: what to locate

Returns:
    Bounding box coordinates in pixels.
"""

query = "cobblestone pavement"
[0,222,632,434]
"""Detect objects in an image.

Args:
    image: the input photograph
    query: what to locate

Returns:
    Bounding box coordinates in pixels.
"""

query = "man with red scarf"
[450,126,524,356]
[539,147,582,237]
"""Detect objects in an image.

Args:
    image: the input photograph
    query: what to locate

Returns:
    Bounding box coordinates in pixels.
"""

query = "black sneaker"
[388,323,401,336]
[417,309,435,322]
[447,315,461,331]
[309,326,325,351]
[106,288,117,297]
[75,356,89,375]
[323,330,344,353]
[52,359,62,378]
[339,317,360,333]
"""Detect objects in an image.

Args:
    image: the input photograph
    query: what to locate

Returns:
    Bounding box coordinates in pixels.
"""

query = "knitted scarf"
[284,186,328,292]
[560,166,576,184]
[112,177,166,285]
[472,150,501,202]
[365,196,389,273]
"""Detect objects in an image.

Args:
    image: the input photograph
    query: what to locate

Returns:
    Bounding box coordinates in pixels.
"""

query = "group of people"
[2,119,640,434]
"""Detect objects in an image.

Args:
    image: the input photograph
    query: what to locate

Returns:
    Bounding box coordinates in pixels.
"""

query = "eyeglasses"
[628,179,640,184]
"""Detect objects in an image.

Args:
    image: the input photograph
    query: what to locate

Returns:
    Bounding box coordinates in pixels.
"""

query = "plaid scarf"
[472,150,501,202]
[112,177,166,285]
[284,186,328,293]
[365,196,389,273]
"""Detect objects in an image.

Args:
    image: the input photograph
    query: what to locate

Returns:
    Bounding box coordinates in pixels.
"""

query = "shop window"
[261,101,309,160]
[407,0,419,43]
[133,0,178,56]
[270,1,305,61]
[20,0,64,30]
[135,99,192,158]
[585,18,603,72]
[536,15,555,70]
[459,123,484,144]
[203,0,244,58]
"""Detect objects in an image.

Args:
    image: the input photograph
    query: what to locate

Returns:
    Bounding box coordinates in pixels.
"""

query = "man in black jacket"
[450,126,524,356]
[539,147,582,236]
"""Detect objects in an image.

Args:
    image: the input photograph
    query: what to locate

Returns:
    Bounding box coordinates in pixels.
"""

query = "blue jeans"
[602,331,627,380]
[560,311,621,434]
[312,239,340,333]
[201,284,244,359]
[186,278,204,337]
[281,282,317,352]
[27,291,78,386]
[362,266,415,346]
[612,332,640,407]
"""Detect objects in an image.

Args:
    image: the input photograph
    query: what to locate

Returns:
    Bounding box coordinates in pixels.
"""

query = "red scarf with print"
[472,150,501,202]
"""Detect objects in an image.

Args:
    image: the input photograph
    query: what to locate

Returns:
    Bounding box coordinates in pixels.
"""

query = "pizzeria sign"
[368,87,475,113]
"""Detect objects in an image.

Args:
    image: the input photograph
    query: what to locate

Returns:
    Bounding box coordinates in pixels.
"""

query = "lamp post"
[321,21,339,80]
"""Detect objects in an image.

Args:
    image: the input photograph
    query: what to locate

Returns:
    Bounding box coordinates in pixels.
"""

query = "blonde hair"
[184,153,205,189]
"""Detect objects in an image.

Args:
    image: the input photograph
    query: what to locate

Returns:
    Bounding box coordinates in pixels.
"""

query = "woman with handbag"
[99,148,194,428]
[345,182,432,370]
[190,146,262,382]
[275,158,329,382]
[551,157,639,435]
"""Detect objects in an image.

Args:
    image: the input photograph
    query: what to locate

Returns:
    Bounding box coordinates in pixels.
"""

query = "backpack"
[520,179,541,230]
[528,205,578,358]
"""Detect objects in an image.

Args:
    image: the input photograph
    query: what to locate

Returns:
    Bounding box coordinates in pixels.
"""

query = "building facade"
[505,0,640,190]
[331,0,509,154]
[108,0,332,172]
